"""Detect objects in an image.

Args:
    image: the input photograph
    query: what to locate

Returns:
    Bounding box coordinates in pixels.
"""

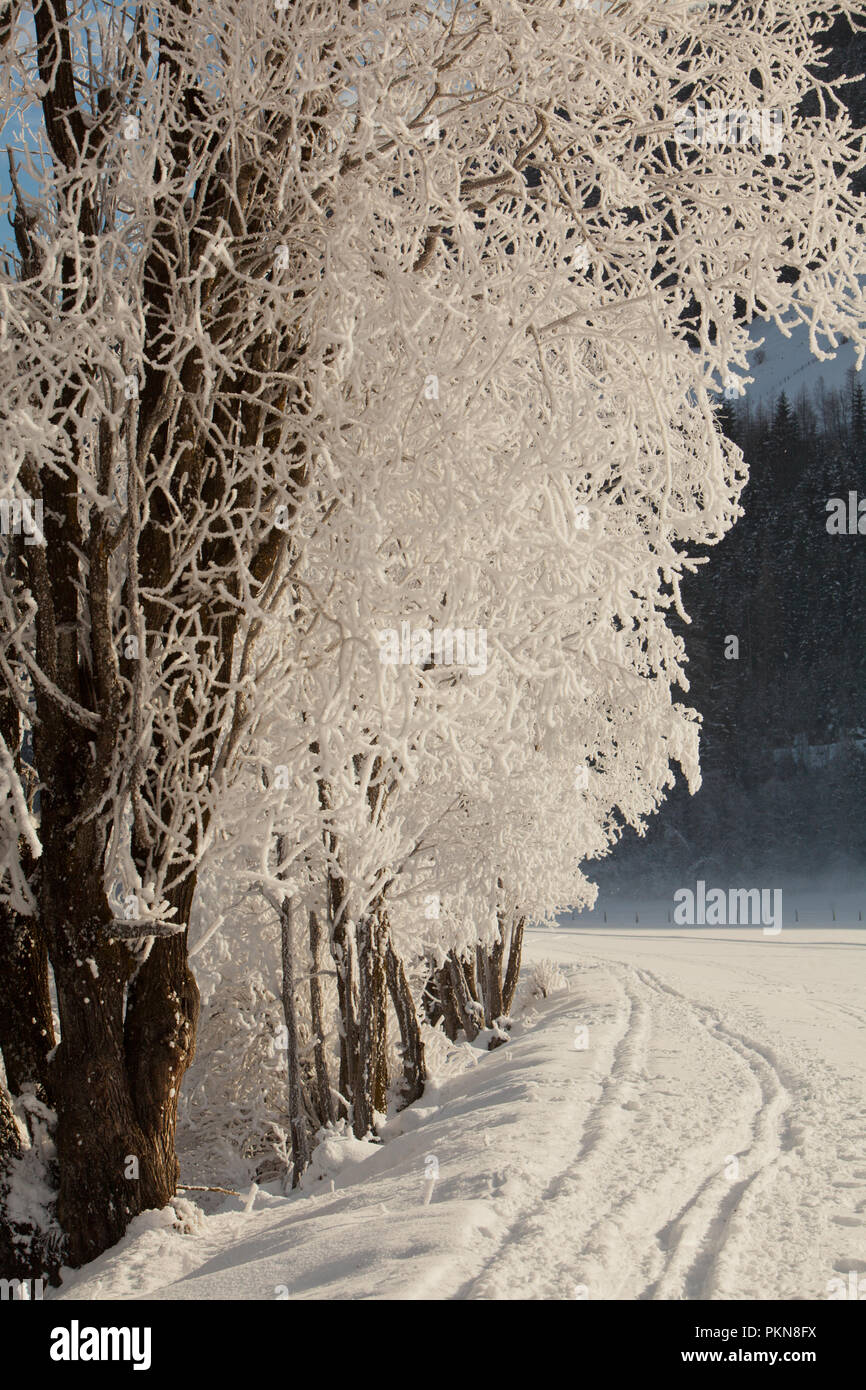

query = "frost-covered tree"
[1,0,865,1268]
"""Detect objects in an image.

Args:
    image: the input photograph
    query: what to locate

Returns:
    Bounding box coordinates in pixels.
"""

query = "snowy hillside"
[739,316,862,408]
[51,926,866,1302]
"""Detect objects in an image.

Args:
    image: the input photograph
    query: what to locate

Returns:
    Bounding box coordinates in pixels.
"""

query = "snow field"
[52,928,866,1302]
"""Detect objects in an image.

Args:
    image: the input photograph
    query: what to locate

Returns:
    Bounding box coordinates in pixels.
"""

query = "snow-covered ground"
[51,926,866,1301]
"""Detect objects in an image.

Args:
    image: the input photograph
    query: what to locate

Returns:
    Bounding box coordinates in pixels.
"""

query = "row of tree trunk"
[424,914,525,1046]
[274,856,524,1185]
[277,880,429,1185]
[1,763,524,1266]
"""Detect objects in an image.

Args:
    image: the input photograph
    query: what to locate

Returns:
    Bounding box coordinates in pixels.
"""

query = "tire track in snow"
[458,957,757,1300]
[454,964,654,1300]
[459,951,804,1300]
[625,964,796,1300]
[813,997,866,1030]
[621,959,866,1300]
[556,958,782,1301]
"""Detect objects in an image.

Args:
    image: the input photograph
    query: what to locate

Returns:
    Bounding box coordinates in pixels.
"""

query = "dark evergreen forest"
[591,12,866,899]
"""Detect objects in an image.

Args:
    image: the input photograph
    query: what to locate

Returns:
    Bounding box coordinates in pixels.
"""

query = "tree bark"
[308,910,335,1127]
[487,919,506,1023]
[462,951,479,1006]
[0,906,54,1104]
[0,1077,24,1280]
[447,954,482,1041]
[475,944,490,1025]
[0,673,54,1113]
[332,915,359,1118]
[502,916,526,1014]
[0,1082,20,1165]
[42,858,198,1267]
[279,892,311,1185]
[123,874,200,1204]
[421,965,444,1028]
[429,961,461,1040]
[352,906,388,1137]
[385,937,426,1107]
[317,776,356,1115]
[372,943,389,1118]
[49,927,166,1267]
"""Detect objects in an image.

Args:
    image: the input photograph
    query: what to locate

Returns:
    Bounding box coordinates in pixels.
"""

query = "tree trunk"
[0,1082,20,1166]
[0,906,55,1105]
[353,906,388,1138]
[279,893,311,1185]
[123,874,200,1206]
[317,781,356,1117]
[385,937,426,1107]
[308,910,335,1127]
[0,1077,25,1280]
[488,919,506,1023]
[45,865,199,1268]
[49,926,167,1267]
[429,961,461,1040]
[373,944,389,1117]
[421,965,444,1028]
[502,916,526,1014]
[0,691,54,1113]
[475,944,490,1026]
[332,913,359,1119]
[462,951,479,1005]
[447,954,482,1041]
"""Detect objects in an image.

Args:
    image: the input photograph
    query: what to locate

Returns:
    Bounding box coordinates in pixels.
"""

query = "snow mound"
[300,1124,381,1187]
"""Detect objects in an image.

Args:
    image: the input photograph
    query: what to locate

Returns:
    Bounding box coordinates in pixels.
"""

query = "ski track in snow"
[494,934,866,1302]
[460,933,866,1302]
[54,928,866,1302]
[455,954,804,1301]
